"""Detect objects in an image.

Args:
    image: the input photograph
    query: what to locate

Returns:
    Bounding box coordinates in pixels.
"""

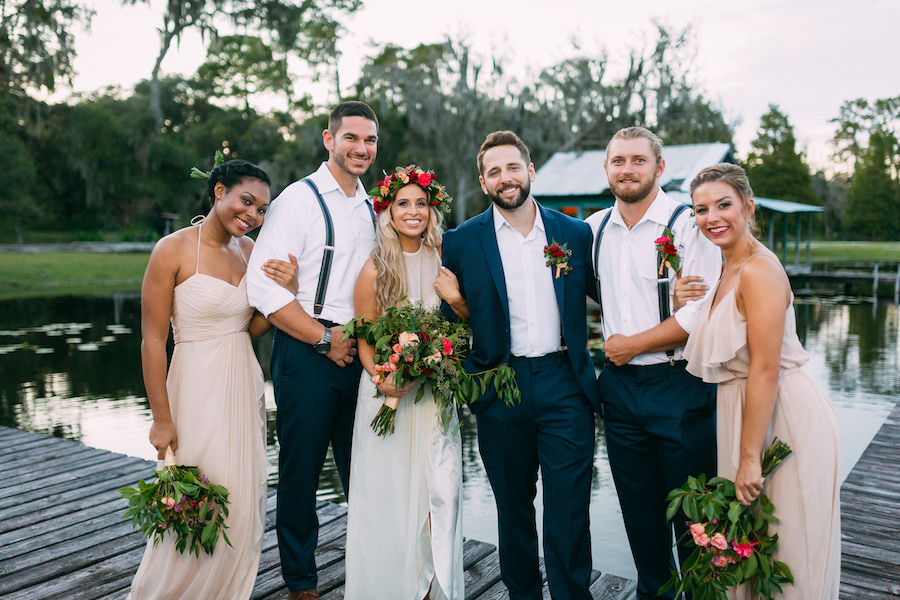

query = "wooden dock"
[0,425,635,599]
[839,399,900,598]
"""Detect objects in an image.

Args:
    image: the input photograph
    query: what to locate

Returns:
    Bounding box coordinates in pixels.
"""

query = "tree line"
[1,0,897,241]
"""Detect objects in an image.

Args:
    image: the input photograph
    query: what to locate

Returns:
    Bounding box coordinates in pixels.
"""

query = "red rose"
[552,248,565,258]
[664,242,677,256]
[418,172,432,186]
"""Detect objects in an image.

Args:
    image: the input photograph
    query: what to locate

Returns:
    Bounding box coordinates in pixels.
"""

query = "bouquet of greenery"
[342,301,520,437]
[660,438,794,600]
[119,459,231,557]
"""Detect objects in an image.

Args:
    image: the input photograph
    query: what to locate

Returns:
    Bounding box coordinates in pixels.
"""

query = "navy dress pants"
[597,360,716,600]
[476,352,595,600]
[271,326,360,591]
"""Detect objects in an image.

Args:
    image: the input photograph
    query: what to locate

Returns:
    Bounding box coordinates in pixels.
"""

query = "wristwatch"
[313,327,332,355]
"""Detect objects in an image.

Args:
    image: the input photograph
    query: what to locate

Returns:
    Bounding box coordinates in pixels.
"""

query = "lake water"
[0,294,897,580]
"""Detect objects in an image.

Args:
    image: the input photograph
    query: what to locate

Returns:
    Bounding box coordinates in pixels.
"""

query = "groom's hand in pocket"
[327,325,358,367]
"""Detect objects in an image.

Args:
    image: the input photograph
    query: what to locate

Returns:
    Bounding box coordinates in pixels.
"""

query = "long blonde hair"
[372,184,444,313]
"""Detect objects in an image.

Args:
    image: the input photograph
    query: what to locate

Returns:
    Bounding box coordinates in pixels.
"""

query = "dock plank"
[0,425,635,599]
[839,400,900,599]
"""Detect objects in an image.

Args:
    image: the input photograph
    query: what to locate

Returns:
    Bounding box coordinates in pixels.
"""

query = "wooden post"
[873,264,880,302]
[807,214,813,270]
[895,264,899,304]
[781,214,788,264]
[794,213,801,267]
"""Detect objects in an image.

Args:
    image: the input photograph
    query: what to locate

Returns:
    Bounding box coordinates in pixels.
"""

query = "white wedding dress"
[344,246,465,600]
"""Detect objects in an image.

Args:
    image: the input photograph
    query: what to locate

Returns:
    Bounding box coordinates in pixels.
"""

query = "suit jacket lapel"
[540,204,566,317]
[478,209,510,323]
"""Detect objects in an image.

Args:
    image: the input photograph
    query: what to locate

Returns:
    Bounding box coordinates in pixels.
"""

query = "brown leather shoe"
[288,590,319,600]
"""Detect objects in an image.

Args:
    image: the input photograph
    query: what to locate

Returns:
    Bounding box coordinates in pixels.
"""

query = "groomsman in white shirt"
[246,101,378,600]
[586,127,722,600]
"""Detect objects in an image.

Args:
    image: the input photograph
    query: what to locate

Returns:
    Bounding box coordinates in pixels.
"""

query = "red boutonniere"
[654,227,682,276]
[543,240,572,278]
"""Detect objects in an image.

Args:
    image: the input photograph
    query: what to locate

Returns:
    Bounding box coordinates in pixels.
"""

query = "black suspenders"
[593,203,689,360]
[301,178,376,318]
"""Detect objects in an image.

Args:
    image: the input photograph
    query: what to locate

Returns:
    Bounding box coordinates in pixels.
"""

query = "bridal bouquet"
[342,302,520,437]
[119,463,231,557]
[660,439,794,600]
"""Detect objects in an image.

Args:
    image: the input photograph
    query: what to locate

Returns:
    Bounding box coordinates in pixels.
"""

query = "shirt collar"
[492,199,545,235]
[612,187,668,228]
[310,162,370,205]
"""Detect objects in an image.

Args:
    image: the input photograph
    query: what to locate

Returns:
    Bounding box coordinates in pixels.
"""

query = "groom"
[441,131,598,600]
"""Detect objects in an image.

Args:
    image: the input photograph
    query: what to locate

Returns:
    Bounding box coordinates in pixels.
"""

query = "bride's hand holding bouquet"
[343,302,520,437]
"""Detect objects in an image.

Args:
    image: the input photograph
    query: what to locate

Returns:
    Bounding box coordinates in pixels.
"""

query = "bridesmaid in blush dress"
[128,159,297,600]
[679,163,840,600]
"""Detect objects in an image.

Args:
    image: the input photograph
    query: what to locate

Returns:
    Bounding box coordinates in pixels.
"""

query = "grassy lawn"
[808,241,900,263]
[0,252,150,300]
[0,241,897,301]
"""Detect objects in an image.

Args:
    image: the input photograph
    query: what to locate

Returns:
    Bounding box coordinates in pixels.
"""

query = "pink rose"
[393,343,402,353]
[710,554,728,568]
[399,332,419,348]
[654,235,671,244]
[388,362,397,372]
[424,351,442,365]
[160,497,176,509]
[693,533,710,547]
[371,373,383,384]
[689,523,706,537]
[389,353,400,365]
[397,171,409,183]
[418,172,432,186]
[710,533,728,550]
[441,338,453,356]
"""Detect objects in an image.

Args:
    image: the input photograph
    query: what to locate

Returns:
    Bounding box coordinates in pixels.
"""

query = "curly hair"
[372,183,444,314]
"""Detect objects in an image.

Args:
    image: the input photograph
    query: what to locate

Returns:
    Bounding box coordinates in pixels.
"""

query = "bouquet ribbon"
[157,446,176,471]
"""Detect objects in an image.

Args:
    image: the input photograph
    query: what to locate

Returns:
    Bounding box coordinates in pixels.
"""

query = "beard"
[488,180,531,210]
[332,150,371,178]
[608,176,656,204]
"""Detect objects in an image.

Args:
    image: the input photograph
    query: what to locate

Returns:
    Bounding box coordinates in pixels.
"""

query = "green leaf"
[727,500,742,524]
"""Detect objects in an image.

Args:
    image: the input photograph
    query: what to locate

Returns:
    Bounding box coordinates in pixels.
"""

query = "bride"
[343,166,468,600]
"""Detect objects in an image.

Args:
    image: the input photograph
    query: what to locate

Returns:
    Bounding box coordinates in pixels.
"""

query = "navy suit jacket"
[441,203,600,413]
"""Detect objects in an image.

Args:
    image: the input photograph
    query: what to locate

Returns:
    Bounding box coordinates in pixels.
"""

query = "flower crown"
[369,165,453,216]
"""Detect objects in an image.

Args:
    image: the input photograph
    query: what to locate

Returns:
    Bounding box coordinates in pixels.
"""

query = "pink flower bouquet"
[343,301,520,437]
[119,463,231,557]
[660,438,794,600]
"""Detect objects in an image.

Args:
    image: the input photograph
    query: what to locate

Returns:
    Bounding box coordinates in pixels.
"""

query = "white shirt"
[247,162,376,324]
[493,201,562,358]
[586,189,722,366]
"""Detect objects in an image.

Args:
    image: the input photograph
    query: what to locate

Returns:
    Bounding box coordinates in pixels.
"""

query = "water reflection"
[0,295,897,579]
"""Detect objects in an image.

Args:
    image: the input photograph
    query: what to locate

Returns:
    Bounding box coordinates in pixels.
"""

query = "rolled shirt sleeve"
[246,182,309,318]
[672,216,722,334]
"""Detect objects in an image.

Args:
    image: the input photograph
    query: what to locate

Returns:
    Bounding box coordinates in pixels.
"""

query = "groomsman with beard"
[247,101,379,600]
[441,130,598,600]
[586,127,722,599]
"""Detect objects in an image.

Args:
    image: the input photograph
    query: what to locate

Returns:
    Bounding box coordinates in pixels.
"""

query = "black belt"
[509,350,568,369]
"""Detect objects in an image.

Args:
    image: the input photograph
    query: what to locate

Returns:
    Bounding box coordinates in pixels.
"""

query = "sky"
[70,0,899,170]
